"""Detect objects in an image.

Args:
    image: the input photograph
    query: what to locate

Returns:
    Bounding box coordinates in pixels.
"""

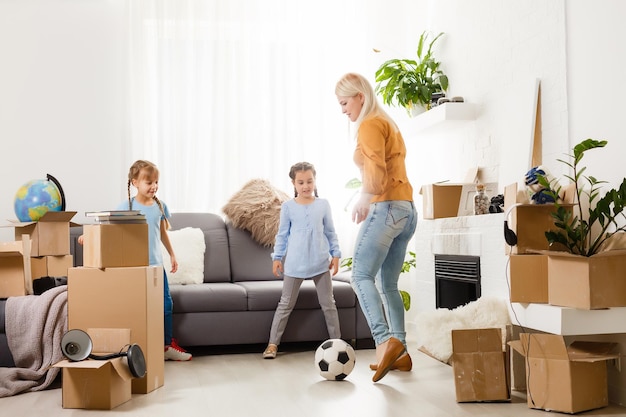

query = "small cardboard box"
[547,249,626,309]
[30,254,73,279]
[420,182,464,219]
[504,204,571,255]
[0,238,32,297]
[451,328,510,402]
[83,223,149,268]
[509,333,618,414]
[503,183,573,255]
[54,328,133,410]
[68,266,164,394]
[508,254,548,303]
[11,211,76,256]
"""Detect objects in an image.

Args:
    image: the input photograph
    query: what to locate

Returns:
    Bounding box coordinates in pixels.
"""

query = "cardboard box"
[451,328,510,402]
[420,183,465,219]
[0,238,32,297]
[83,223,149,268]
[30,254,73,279]
[68,266,164,393]
[508,254,548,303]
[509,333,618,414]
[504,204,570,255]
[547,250,626,309]
[54,328,133,409]
[11,211,76,256]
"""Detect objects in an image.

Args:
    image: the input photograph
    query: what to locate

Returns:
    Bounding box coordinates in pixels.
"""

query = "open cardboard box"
[53,328,133,410]
[509,333,618,414]
[8,211,77,256]
[547,249,626,309]
[503,183,573,255]
[0,236,33,297]
[451,328,510,403]
[420,167,497,219]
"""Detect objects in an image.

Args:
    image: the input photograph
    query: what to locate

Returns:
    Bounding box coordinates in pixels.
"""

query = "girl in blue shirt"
[263,162,342,359]
[120,160,192,361]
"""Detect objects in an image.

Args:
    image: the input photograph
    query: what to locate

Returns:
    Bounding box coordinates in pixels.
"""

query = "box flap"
[452,328,503,353]
[54,358,112,370]
[546,249,626,259]
[54,357,133,380]
[567,341,619,362]
[510,334,619,362]
[9,211,77,227]
[0,241,26,257]
[88,328,131,355]
[509,333,569,359]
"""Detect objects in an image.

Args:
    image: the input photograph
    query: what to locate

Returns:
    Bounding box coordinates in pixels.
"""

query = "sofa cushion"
[227,223,276,282]
[161,227,205,285]
[170,283,247,313]
[238,279,356,311]
[170,213,231,283]
[222,178,290,247]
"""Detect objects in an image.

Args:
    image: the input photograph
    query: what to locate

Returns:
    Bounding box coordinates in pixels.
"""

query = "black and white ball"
[314,338,356,381]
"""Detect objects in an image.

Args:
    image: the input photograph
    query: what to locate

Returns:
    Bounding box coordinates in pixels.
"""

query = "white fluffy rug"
[414,296,511,363]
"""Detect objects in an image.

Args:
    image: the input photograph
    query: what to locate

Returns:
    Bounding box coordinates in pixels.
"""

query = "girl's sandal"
[263,344,278,359]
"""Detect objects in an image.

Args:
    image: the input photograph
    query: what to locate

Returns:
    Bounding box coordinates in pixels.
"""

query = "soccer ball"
[314,338,356,381]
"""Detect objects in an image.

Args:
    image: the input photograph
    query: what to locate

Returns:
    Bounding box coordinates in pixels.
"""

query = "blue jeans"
[351,201,417,347]
[164,270,173,346]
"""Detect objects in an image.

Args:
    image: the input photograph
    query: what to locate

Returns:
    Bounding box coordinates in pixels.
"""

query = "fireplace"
[435,254,481,309]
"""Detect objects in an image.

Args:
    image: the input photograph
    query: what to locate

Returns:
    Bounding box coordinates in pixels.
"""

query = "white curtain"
[127,0,411,255]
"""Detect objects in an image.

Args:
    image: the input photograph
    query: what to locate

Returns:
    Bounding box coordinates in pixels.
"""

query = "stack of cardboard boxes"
[0,211,76,298]
[63,220,164,409]
[504,183,620,414]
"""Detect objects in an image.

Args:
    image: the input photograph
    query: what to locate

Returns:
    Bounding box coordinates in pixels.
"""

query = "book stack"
[86,210,147,224]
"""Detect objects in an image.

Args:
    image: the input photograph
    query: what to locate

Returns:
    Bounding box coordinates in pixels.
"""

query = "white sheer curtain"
[127,0,408,254]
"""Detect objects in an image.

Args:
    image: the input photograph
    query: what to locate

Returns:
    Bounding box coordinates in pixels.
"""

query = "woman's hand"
[352,192,373,224]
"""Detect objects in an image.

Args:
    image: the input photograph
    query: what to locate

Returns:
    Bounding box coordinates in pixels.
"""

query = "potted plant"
[537,138,626,256]
[537,138,626,309]
[340,251,416,311]
[374,31,449,117]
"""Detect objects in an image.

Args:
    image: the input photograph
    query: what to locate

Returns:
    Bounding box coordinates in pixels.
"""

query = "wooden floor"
[2,338,626,417]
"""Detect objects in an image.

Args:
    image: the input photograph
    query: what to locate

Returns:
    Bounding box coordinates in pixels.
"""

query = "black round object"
[125,344,147,378]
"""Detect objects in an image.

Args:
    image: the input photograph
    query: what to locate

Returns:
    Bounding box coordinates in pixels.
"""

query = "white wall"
[566,0,626,188]
[0,0,129,239]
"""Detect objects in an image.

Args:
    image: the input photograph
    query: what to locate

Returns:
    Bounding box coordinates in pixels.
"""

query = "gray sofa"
[70,212,373,348]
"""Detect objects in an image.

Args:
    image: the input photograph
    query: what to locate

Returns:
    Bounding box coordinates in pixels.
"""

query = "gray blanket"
[0,285,68,397]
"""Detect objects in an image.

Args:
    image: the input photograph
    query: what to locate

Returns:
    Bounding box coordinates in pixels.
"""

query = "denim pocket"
[385,203,411,229]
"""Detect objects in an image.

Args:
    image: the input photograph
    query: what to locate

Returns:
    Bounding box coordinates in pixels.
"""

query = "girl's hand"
[272,260,283,277]
[329,257,339,276]
[352,192,373,224]
[170,254,178,273]
[77,234,84,245]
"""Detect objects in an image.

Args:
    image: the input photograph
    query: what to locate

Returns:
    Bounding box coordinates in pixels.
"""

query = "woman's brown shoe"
[369,353,412,371]
[372,337,406,382]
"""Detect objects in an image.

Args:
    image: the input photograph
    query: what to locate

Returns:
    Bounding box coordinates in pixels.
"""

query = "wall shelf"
[409,102,476,134]
[510,302,626,335]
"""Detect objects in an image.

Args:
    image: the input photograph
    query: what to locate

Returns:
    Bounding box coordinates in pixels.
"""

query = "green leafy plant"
[374,31,449,116]
[340,251,416,311]
[537,138,626,256]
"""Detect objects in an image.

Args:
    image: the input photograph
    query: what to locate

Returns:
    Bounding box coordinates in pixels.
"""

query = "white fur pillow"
[222,178,290,247]
[161,227,206,285]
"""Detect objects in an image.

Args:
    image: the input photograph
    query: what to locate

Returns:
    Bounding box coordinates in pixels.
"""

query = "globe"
[14,175,65,222]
